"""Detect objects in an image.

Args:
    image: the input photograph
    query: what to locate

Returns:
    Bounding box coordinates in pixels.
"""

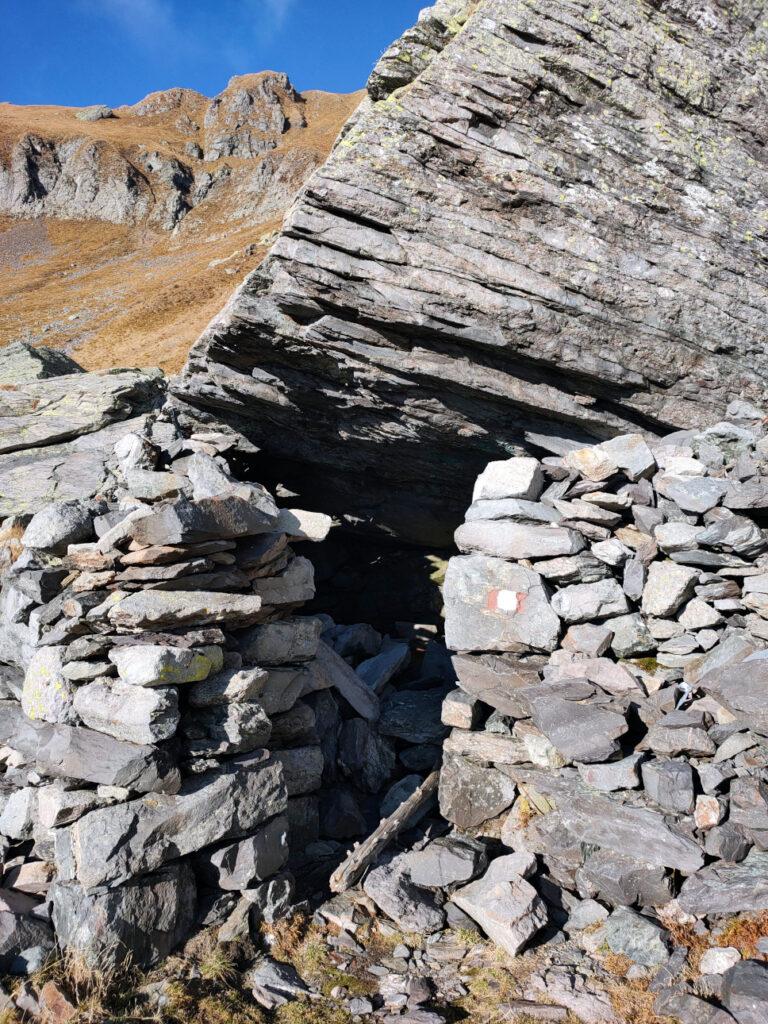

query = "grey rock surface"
[51,864,196,969]
[172,0,768,544]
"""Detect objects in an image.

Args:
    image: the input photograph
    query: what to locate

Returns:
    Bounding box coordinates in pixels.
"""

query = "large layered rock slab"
[172,0,768,543]
[54,752,287,888]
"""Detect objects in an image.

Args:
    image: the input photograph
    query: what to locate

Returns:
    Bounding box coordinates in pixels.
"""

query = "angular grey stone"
[338,719,394,793]
[363,852,445,933]
[508,770,704,873]
[238,616,322,665]
[641,759,695,814]
[622,557,647,602]
[444,555,560,653]
[195,816,289,890]
[698,512,767,558]
[701,656,768,736]
[606,613,656,658]
[642,561,699,616]
[311,641,380,721]
[576,753,644,793]
[0,341,83,383]
[704,825,751,864]
[21,646,77,725]
[473,459,544,502]
[529,695,627,764]
[187,664,267,707]
[580,850,671,908]
[452,652,544,717]
[604,907,670,967]
[438,753,516,830]
[455,521,585,560]
[0,789,37,840]
[107,590,263,630]
[51,863,196,970]
[646,711,716,757]
[0,700,178,792]
[0,908,55,975]
[379,689,447,745]
[535,553,612,585]
[269,702,316,748]
[0,368,163,457]
[722,959,768,1024]
[730,778,768,838]
[465,498,562,525]
[655,475,728,514]
[551,579,629,624]
[108,643,221,686]
[380,774,423,817]
[330,622,382,661]
[678,852,768,914]
[22,501,94,553]
[441,688,480,730]
[562,623,613,658]
[406,836,487,889]
[54,752,286,888]
[182,702,272,757]
[452,854,546,957]
[596,435,656,482]
[724,478,768,511]
[271,746,324,796]
[356,642,410,694]
[246,955,311,1008]
[654,521,705,553]
[74,679,179,745]
[654,986,734,1024]
[128,490,278,546]
[252,557,315,607]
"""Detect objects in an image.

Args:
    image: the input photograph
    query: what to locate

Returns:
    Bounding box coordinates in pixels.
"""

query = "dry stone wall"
[437,401,768,994]
[0,344,454,977]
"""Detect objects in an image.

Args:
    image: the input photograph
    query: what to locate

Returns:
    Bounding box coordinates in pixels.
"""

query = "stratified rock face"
[173,0,768,544]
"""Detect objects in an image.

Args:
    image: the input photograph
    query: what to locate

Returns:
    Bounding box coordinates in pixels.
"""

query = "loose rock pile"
[0,406,451,977]
[426,404,768,1019]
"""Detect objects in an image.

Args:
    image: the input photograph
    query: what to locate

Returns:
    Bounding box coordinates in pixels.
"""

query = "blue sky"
[0,0,424,107]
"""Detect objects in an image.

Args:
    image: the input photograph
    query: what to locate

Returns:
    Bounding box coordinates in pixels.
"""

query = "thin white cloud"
[76,0,298,73]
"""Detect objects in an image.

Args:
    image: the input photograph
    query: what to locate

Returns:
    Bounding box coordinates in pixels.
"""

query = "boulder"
[51,864,196,970]
[109,644,221,686]
[363,853,445,933]
[195,816,289,890]
[444,555,560,653]
[73,679,180,744]
[451,854,546,957]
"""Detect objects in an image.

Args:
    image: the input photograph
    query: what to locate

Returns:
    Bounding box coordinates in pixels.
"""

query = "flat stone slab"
[54,751,287,889]
[107,591,264,630]
[0,701,178,793]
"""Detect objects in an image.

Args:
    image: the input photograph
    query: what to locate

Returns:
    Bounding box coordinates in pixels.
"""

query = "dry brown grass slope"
[0,75,362,372]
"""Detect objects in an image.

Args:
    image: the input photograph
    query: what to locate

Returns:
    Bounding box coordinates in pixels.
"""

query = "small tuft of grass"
[607,977,677,1024]
[601,951,633,977]
[717,911,768,961]
[198,944,239,986]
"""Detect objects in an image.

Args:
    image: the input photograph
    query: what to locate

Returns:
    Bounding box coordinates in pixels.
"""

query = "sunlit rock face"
[173,0,768,545]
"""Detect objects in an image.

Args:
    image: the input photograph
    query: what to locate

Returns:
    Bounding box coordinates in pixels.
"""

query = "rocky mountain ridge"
[0,74,361,371]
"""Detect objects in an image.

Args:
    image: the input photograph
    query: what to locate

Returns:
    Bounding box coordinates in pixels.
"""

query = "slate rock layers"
[173,0,768,545]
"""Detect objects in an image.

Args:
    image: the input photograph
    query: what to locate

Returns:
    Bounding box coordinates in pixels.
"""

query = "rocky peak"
[203,71,306,161]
